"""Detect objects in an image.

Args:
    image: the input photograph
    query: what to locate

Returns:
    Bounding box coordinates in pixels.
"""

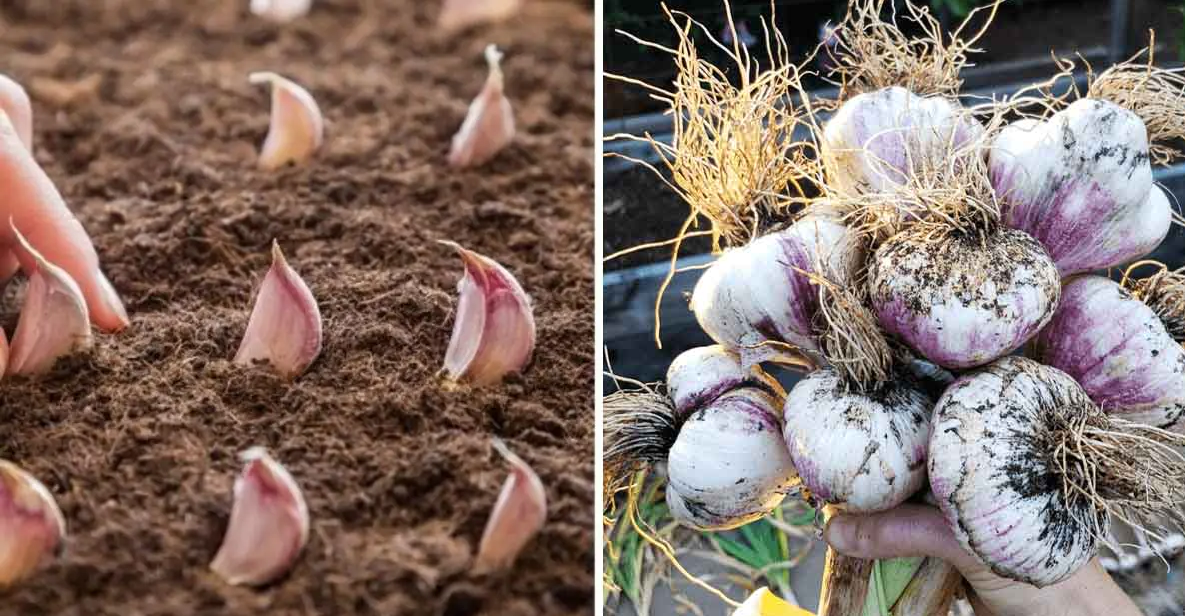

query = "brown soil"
[0,1,594,615]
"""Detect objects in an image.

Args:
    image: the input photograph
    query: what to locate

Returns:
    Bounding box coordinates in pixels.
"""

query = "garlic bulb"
[1034,275,1185,430]
[690,215,863,369]
[822,86,983,196]
[868,226,1060,370]
[928,357,1104,587]
[990,99,1171,278]
[666,344,783,418]
[666,388,799,530]
[783,369,931,512]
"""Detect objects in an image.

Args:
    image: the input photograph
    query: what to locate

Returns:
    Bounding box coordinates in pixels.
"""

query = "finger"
[0,112,128,332]
[823,503,983,573]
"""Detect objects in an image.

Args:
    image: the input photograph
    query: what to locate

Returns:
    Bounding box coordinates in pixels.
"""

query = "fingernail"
[94,270,129,331]
[824,516,854,554]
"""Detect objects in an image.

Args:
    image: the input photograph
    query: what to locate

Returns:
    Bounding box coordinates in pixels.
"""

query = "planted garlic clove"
[235,241,322,379]
[211,447,308,586]
[438,0,521,31]
[474,439,546,573]
[0,460,66,587]
[441,241,535,385]
[249,72,323,170]
[448,45,515,168]
[0,74,33,151]
[6,222,92,376]
[250,0,312,22]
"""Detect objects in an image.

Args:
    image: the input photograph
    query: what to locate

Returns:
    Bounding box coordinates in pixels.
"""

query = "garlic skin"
[7,223,93,376]
[0,460,66,587]
[438,0,522,32]
[449,45,515,169]
[211,447,309,587]
[869,226,1060,370]
[235,241,322,379]
[249,72,324,170]
[1033,276,1185,430]
[666,345,784,419]
[990,99,1171,278]
[928,357,1103,587]
[822,87,983,196]
[666,388,799,530]
[783,369,931,512]
[0,74,32,151]
[250,0,312,22]
[690,215,863,369]
[474,439,547,573]
[442,241,535,386]
[0,110,127,332]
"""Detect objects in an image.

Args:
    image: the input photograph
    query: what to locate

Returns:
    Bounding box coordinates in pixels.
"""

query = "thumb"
[823,504,984,574]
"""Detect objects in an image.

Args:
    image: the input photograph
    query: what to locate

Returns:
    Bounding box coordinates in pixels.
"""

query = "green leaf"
[861,557,924,616]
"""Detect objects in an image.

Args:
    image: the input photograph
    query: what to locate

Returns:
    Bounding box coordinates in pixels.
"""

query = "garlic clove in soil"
[474,439,547,573]
[250,0,312,23]
[733,587,812,616]
[249,72,324,170]
[448,45,515,169]
[0,74,33,151]
[6,222,93,376]
[211,447,309,586]
[441,240,535,385]
[0,110,128,333]
[235,241,323,379]
[0,460,67,587]
[438,0,522,32]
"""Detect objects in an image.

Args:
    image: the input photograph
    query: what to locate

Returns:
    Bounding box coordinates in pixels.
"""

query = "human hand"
[823,504,1143,616]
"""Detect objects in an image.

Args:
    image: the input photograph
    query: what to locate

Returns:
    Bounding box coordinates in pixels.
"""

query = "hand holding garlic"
[823,505,1143,616]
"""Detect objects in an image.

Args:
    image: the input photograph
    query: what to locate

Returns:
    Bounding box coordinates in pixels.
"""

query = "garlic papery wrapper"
[7,222,93,376]
[989,99,1171,277]
[250,0,312,22]
[666,344,784,419]
[211,447,309,586]
[666,388,799,530]
[0,110,127,332]
[690,215,864,369]
[1033,275,1185,430]
[822,87,983,197]
[441,241,535,385]
[235,241,322,379]
[868,225,1060,370]
[438,0,521,31]
[0,460,66,587]
[783,369,931,513]
[0,74,32,151]
[449,45,515,169]
[474,439,547,573]
[249,72,324,170]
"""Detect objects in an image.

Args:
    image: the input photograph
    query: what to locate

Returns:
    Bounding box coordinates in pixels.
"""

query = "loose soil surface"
[0,1,594,615]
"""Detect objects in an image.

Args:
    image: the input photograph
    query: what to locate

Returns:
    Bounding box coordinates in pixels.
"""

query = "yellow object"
[732,588,816,616]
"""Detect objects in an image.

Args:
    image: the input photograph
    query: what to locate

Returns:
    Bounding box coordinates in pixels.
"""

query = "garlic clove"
[210,447,309,587]
[474,439,546,573]
[448,45,515,168]
[0,74,33,151]
[0,460,67,587]
[0,110,128,332]
[249,72,324,170]
[6,222,93,376]
[438,0,522,32]
[250,0,312,22]
[441,241,535,385]
[235,241,322,379]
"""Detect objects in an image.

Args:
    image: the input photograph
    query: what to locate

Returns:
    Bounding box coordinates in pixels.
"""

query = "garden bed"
[0,1,594,614]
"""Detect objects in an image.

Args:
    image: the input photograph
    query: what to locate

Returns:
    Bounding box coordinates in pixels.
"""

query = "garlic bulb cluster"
[690,215,863,369]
